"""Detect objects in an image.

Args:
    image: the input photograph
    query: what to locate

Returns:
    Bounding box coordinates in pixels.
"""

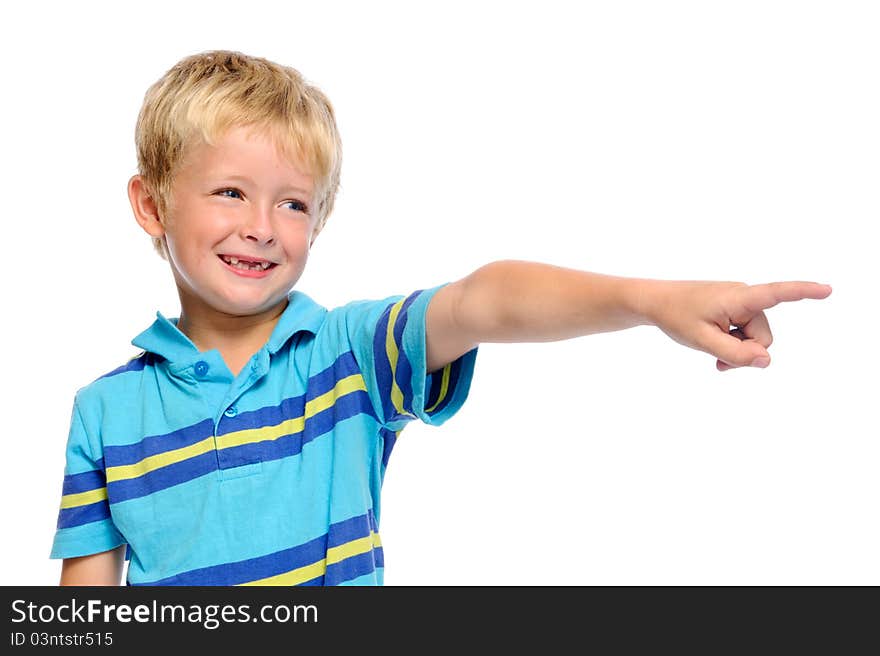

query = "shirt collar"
[131,290,327,362]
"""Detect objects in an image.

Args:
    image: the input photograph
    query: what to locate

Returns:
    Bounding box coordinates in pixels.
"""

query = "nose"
[240,205,275,246]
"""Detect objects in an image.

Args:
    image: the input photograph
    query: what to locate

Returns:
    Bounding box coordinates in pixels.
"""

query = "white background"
[1,1,876,585]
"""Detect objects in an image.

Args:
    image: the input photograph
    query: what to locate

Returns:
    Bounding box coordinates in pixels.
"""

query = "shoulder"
[93,351,160,381]
[322,287,443,327]
[73,351,163,411]
[307,295,397,340]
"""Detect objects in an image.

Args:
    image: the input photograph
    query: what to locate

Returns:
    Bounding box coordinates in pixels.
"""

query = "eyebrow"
[214,174,313,196]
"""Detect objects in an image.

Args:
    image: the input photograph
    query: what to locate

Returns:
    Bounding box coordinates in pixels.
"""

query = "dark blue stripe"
[372,302,396,424]
[104,419,214,467]
[56,500,111,529]
[105,352,362,471]
[327,509,374,548]
[427,355,463,416]
[216,443,262,469]
[219,351,360,435]
[425,368,444,411]
[132,511,376,586]
[388,359,415,420]
[108,451,217,503]
[304,548,383,586]
[107,391,376,502]
[219,390,374,469]
[97,352,158,381]
[379,427,397,469]
[390,291,421,421]
[317,350,361,389]
[219,391,305,436]
[139,533,329,586]
[62,463,107,495]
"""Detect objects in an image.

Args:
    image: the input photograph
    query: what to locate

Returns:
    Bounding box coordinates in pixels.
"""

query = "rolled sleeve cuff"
[388,282,478,430]
[50,520,126,560]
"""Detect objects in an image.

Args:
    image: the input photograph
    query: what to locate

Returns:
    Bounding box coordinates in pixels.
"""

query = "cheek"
[168,218,223,256]
[164,229,216,276]
[281,223,314,252]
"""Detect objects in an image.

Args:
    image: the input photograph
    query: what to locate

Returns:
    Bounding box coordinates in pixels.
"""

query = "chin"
[210,291,288,317]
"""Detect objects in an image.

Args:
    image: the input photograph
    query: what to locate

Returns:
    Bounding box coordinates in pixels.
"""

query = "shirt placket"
[212,351,270,478]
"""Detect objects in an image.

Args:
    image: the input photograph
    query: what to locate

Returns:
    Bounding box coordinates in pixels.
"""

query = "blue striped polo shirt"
[50,283,478,585]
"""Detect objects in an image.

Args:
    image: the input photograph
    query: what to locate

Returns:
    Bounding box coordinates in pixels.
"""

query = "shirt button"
[224,407,238,418]
[194,361,209,377]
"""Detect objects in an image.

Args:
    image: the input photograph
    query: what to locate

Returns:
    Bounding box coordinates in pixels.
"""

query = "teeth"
[221,255,272,271]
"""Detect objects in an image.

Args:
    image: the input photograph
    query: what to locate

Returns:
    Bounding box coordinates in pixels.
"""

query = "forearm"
[460,259,658,343]
[59,546,125,586]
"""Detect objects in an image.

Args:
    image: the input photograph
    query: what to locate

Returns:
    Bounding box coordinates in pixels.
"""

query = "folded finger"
[740,310,773,349]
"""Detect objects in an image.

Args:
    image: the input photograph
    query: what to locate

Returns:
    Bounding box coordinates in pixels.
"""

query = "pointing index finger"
[742,282,833,312]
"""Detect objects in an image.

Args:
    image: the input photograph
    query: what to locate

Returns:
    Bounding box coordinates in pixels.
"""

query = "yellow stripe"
[60,487,108,509]
[106,374,369,483]
[386,299,415,418]
[217,416,304,450]
[106,436,216,483]
[425,362,451,413]
[327,531,382,565]
[240,531,382,586]
[241,559,327,586]
[386,300,407,415]
[217,374,365,449]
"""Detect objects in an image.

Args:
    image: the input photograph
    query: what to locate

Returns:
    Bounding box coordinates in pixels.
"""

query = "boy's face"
[142,125,318,319]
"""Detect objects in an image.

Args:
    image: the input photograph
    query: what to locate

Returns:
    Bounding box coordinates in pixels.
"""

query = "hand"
[644,279,833,371]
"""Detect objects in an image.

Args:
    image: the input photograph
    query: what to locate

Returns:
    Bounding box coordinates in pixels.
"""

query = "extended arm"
[426,260,652,372]
[425,259,831,373]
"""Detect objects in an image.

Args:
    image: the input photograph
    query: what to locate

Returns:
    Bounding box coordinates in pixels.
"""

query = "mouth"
[217,254,277,272]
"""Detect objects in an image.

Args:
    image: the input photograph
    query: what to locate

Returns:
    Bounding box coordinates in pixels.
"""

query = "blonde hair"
[134,49,342,258]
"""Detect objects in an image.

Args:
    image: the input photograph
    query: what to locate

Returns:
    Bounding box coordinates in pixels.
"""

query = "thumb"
[705,325,771,368]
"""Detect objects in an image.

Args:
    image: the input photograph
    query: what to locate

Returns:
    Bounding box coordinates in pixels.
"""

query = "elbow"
[457,261,515,343]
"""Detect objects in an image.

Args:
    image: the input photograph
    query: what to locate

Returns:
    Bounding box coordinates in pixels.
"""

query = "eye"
[283,199,310,214]
[215,188,308,214]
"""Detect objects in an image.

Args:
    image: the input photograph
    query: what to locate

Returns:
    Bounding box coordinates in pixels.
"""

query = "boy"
[51,50,832,586]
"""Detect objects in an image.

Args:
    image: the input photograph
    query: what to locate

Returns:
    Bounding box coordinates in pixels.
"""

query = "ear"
[128,174,166,239]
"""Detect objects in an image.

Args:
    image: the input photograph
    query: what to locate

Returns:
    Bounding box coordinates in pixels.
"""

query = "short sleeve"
[50,397,126,559]
[342,282,478,431]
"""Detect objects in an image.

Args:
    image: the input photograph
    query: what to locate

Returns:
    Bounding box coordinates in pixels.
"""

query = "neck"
[176,294,289,357]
